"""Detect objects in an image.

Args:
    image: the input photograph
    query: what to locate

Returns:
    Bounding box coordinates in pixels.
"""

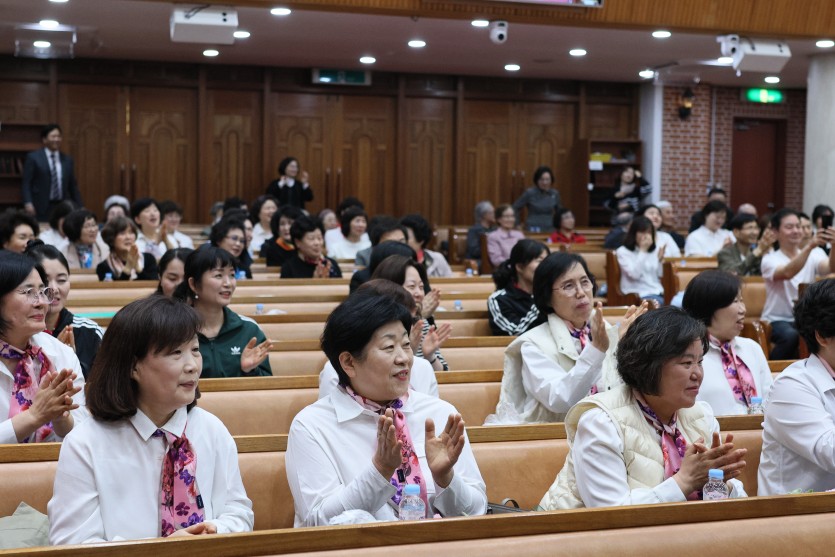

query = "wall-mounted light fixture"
[678,87,695,120]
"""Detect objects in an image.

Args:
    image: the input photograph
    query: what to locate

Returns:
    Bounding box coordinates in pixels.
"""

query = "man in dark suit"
[22,124,83,222]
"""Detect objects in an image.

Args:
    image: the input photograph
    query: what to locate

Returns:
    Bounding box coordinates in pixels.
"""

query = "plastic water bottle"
[703,469,729,500]
[748,396,764,415]
[103,272,113,282]
[465,268,473,278]
[399,484,425,520]
[454,300,464,312]
[235,270,247,280]
[255,303,264,316]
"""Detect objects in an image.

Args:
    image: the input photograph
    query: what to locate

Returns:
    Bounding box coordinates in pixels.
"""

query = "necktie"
[50,152,61,200]
[154,426,204,537]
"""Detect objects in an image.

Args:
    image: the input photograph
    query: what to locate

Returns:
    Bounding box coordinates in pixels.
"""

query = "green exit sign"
[744,88,784,103]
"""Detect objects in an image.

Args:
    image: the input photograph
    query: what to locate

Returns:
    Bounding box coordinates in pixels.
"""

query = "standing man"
[22,124,82,222]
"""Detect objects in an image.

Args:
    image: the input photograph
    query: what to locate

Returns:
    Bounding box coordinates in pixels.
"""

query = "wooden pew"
[661,257,717,305]
[604,251,642,306]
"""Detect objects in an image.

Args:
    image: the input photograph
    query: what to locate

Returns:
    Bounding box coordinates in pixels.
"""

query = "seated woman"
[496,252,647,423]
[319,279,438,399]
[39,200,76,252]
[249,194,278,256]
[0,251,85,444]
[131,198,168,261]
[156,247,193,297]
[0,209,38,254]
[759,279,835,495]
[26,242,103,379]
[616,216,665,306]
[640,204,681,258]
[372,255,450,372]
[96,216,159,281]
[287,292,487,526]
[549,208,586,245]
[327,206,371,261]
[486,204,525,268]
[488,239,549,336]
[174,247,272,377]
[262,205,303,268]
[158,200,194,249]
[350,240,415,294]
[48,295,254,543]
[280,215,342,279]
[60,209,109,270]
[211,213,252,279]
[684,200,734,257]
[400,213,452,278]
[540,307,748,510]
[682,270,772,416]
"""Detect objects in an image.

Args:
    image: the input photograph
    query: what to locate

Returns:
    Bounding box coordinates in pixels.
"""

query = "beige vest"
[539,384,712,510]
[496,313,621,423]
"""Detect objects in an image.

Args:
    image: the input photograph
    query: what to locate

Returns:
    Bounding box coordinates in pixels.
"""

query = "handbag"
[486,498,528,514]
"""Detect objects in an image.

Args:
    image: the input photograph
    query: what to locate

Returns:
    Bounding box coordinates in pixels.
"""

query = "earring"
[194,294,198,300]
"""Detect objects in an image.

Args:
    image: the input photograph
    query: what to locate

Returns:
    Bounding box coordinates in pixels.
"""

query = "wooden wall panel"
[130,87,198,220]
[461,101,515,218]
[206,89,262,221]
[587,104,634,139]
[57,84,126,220]
[402,98,455,224]
[0,82,50,123]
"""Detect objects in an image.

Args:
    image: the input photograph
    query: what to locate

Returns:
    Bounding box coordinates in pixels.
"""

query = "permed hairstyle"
[289,215,324,243]
[532,252,596,314]
[0,251,48,336]
[794,278,835,355]
[61,209,96,244]
[270,205,304,238]
[492,239,549,290]
[339,206,368,238]
[399,214,433,249]
[681,270,742,328]
[250,195,279,225]
[100,216,139,250]
[0,210,40,247]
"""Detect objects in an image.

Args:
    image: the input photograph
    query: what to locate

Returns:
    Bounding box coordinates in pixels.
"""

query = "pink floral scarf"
[710,335,758,408]
[1,340,56,443]
[565,320,597,395]
[345,386,429,515]
[154,423,205,537]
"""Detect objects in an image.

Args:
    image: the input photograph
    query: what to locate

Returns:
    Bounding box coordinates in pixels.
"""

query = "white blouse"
[48,406,253,544]
[698,336,773,416]
[684,226,734,257]
[615,246,663,298]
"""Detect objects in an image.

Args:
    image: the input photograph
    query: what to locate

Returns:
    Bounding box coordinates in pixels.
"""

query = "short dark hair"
[532,252,596,314]
[321,291,412,388]
[552,207,575,230]
[794,278,835,355]
[250,195,279,225]
[368,241,417,275]
[337,196,364,215]
[156,247,194,295]
[368,216,407,247]
[25,240,70,276]
[399,214,432,249]
[494,204,513,221]
[130,198,158,220]
[681,270,742,328]
[0,210,39,246]
[340,207,368,238]
[812,205,833,225]
[492,239,549,290]
[371,254,429,292]
[707,187,727,199]
[770,207,799,230]
[533,165,554,185]
[157,200,183,218]
[270,205,304,237]
[729,212,758,231]
[41,124,61,139]
[357,278,418,316]
[0,251,47,336]
[622,215,656,252]
[617,306,708,395]
[210,218,246,248]
[701,200,729,219]
[222,197,247,212]
[62,209,96,243]
[290,215,323,243]
[48,200,78,231]
[100,216,139,249]
[277,156,298,176]
[173,245,236,302]
[85,296,202,421]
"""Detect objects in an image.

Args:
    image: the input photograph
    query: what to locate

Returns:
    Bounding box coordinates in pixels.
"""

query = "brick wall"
[660,85,806,229]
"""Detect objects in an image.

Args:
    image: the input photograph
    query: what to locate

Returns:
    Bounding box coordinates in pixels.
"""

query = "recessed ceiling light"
[408,40,426,48]
[569,48,587,57]
[203,49,219,57]
[233,30,251,39]
[764,76,780,84]
[816,39,835,48]
[638,69,654,79]
[39,19,60,29]
[504,64,520,72]
[471,19,489,28]
[359,56,376,64]
[717,56,734,65]
[270,7,291,16]
[49,0,69,3]
[652,30,671,39]
[33,40,52,48]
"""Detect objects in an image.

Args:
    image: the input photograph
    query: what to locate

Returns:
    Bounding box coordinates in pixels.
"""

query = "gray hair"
[656,200,672,210]
[474,200,494,223]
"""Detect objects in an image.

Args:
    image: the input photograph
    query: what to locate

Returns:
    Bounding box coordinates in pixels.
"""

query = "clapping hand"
[168,522,218,537]
[312,259,332,279]
[589,302,609,353]
[673,432,746,495]
[618,301,650,339]
[372,409,402,479]
[240,337,272,373]
[57,325,76,353]
[422,322,452,359]
[421,288,441,318]
[425,414,466,488]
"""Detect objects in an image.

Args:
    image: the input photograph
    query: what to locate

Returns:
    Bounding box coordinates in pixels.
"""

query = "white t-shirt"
[684,225,734,257]
[327,237,372,261]
[318,357,439,400]
[615,246,663,298]
[250,223,270,256]
[761,247,828,323]
[655,230,681,258]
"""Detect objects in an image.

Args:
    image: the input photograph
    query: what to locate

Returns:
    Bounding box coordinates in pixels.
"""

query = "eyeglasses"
[225,235,245,245]
[82,222,99,230]
[553,277,593,296]
[17,287,55,304]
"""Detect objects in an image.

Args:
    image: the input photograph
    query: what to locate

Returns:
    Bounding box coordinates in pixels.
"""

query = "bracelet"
[427,356,438,364]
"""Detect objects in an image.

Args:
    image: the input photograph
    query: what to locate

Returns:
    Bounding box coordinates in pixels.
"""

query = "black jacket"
[265,179,313,211]
[279,255,342,279]
[487,283,544,336]
[50,308,103,379]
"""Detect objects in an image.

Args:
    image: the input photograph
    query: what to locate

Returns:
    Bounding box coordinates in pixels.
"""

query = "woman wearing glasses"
[96,216,160,281]
[60,209,109,270]
[494,252,648,423]
[0,251,85,443]
[210,217,252,279]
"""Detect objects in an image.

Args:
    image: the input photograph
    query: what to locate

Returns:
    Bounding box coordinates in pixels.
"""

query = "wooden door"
[731,118,785,215]
[400,97,455,223]
[58,84,127,220]
[268,92,333,214]
[129,87,198,220]
[336,95,397,217]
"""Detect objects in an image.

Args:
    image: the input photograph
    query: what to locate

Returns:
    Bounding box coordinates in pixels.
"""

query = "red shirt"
[549,230,587,244]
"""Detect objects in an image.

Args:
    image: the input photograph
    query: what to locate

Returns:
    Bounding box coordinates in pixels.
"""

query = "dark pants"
[770,320,799,360]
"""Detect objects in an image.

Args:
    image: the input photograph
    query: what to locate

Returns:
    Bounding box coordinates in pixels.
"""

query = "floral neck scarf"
[710,335,758,407]
[154,423,204,537]
[565,321,597,394]
[1,340,55,443]
[344,386,428,516]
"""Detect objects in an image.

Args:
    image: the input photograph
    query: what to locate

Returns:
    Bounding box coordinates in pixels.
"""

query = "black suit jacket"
[21,149,83,221]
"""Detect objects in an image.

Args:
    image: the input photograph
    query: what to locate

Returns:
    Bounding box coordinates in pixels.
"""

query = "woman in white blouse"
[287,291,486,526]
[327,206,371,261]
[48,295,253,544]
[640,204,681,258]
[616,216,665,306]
[759,279,835,495]
[540,307,748,510]
[495,252,647,424]
[682,270,772,416]
[248,195,278,256]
